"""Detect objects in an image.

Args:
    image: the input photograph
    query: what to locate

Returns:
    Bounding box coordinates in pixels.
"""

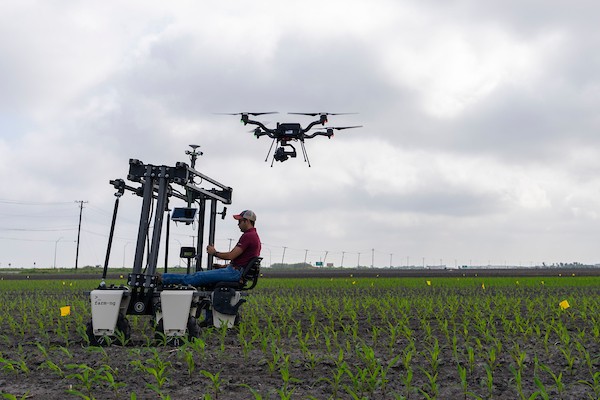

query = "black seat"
[205,257,262,291]
[238,256,262,290]
[194,257,262,323]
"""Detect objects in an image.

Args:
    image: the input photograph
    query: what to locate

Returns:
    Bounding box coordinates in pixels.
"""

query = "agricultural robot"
[86,145,261,346]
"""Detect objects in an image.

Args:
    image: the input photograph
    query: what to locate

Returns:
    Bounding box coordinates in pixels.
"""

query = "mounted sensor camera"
[274,145,297,162]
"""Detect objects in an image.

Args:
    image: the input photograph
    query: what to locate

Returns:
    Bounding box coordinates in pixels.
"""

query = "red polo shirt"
[232,227,261,268]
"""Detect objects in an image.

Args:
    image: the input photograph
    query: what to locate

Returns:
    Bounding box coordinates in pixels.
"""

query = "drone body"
[220,112,361,166]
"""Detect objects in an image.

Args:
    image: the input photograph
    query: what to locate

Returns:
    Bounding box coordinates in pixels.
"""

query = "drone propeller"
[215,112,279,116]
[216,112,278,126]
[321,125,363,130]
[288,112,357,116]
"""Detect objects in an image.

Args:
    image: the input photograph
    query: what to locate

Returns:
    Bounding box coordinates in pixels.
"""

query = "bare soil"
[0,268,598,399]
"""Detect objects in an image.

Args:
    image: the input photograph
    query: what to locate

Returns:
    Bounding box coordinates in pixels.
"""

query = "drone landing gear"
[266,140,311,167]
[265,139,277,163]
[300,141,311,167]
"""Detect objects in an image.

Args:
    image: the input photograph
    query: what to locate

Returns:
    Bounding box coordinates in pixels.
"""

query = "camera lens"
[274,147,288,162]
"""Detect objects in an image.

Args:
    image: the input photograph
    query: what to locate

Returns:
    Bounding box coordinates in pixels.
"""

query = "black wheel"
[187,316,201,340]
[85,314,130,347]
[114,314,131,345]
[154,318,166,344]
[155,316,201,345]
[154,318,187,346]
[86,320,108,346]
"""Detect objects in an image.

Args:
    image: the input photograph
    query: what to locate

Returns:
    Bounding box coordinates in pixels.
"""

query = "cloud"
[2,0,600,268]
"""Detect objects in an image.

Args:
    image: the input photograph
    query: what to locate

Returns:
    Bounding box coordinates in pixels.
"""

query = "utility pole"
[341,252,345,268]
[54,237,63,269]
[74,200,88,270]
[281,247,287,266]
[371,248,374,268]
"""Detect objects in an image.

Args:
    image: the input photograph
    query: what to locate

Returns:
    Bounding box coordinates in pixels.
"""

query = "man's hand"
[206,244,243,261]
[206,244,216,255]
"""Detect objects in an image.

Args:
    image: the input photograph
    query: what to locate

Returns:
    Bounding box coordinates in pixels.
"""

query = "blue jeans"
[161,265,242,286]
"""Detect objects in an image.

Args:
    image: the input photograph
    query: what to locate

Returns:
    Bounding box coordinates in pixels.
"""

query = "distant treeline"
[269,263,324,270]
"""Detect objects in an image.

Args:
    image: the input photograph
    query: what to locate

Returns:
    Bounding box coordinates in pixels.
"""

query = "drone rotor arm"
[304,125,362,139]
[302,118,329,134]
[254,130,275,139]
[244,119,276,135]
[304,131,333,139]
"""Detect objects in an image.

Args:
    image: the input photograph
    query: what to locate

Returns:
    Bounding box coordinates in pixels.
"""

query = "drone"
[219,112,362,166]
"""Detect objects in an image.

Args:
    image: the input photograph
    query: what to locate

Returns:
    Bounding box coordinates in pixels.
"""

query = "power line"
[0,236,63,242]
[0,227,76,232]
[0,199,73,205]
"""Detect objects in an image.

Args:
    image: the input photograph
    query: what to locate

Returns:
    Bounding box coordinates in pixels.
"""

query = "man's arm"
[206,244,243,261]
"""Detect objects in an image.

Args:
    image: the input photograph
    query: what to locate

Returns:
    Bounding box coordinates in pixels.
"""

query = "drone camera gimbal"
[274,143,297,162]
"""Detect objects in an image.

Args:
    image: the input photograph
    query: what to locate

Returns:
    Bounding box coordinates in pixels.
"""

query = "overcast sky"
[1,0,600,269]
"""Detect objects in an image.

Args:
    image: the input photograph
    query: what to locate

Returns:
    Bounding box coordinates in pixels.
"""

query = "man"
[158,210,261,286]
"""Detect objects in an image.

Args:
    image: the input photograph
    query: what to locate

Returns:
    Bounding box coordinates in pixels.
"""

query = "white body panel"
[90,290,125,336]
[159,290,194,337]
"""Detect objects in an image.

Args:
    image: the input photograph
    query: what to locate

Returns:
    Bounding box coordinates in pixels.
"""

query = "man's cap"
[233,210,257,222]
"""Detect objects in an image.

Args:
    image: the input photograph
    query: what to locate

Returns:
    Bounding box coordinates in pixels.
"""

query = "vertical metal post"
[132,168,154,274]
[195,198,206,272]
[207,197,217,270]
[164,210,170,273]
[147,168,169,276]
[102,194,121,281]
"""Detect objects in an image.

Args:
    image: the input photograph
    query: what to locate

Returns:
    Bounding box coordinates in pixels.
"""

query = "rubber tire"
[155,316,201,345]
[154,318,166,344]
[85,314,130,347]
[154,318,184,346]
[86,320,108,346]
[187,316,201,340]
[115,314,131,345]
